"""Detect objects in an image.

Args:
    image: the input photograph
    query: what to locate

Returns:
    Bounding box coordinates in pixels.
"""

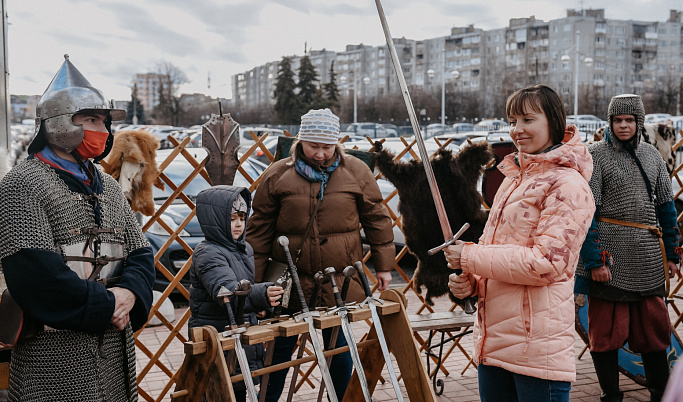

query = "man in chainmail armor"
[577,94,680,402]
[0,55,154,401]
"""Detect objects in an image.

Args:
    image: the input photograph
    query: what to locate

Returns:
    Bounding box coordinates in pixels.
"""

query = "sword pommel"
[277,235,289,247]
[324,267,344,309]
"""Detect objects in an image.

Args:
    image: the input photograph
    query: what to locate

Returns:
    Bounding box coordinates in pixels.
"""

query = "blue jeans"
[478,364,571,402]
[262,325,352,402]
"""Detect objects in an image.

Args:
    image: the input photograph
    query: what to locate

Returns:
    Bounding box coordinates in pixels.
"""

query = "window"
[564,24,572,32]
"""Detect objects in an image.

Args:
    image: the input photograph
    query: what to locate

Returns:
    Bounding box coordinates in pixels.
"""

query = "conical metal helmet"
[27,54,126,155]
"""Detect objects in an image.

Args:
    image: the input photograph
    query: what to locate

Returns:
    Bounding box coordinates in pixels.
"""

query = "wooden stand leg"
[171,326,236,402]
[344,289,436,402]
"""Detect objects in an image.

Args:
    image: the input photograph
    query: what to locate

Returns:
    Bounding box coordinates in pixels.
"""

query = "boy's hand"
[256,310,267,318]
[267,285,284,306]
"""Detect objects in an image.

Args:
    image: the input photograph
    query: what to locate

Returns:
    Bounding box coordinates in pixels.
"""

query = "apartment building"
[232,8,683,118]
[133,73,172,113]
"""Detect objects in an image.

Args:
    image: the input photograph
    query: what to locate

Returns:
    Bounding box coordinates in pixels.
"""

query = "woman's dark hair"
[506,84,567,145]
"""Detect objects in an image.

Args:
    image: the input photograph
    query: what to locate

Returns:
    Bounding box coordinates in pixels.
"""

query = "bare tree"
[153,61,189,126]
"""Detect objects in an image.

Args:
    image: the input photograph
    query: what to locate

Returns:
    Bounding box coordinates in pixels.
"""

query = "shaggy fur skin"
[103,130,165,216]
[375,141,493,305]
[593,121,677,174]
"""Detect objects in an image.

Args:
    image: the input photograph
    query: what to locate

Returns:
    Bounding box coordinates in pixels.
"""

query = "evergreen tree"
[309,85,329,110]
[297,54,319,114]
[126,83,146,124]
[323,61,340,112]
[273,57,300,124]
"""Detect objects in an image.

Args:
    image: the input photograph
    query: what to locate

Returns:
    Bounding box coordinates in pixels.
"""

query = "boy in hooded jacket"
[189,185,283,401]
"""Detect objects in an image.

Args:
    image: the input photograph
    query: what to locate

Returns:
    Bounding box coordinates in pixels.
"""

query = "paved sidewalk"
[137,286,656,401]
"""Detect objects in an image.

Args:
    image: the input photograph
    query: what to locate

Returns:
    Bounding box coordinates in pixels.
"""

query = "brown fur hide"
[374,141,493,305]
[103,130,164,216]
[593,121,676,174]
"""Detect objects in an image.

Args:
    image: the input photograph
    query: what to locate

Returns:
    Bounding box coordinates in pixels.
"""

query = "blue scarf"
[294,155,340,200]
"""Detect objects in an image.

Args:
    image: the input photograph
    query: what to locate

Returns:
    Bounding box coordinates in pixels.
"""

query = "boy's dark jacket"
[189,185,271,386]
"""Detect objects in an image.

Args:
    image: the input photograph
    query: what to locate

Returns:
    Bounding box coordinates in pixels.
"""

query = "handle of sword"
[278,235,309,313]
[341,266,355,303]
[324,267,344,309]
[309,272,325,310]
[272,277,287,318]
[355,261,373,298]
[234,280,251,326]
[217,286,238,328]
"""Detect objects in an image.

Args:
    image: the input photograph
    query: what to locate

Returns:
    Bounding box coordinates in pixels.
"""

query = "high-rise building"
[232,9,683,119]
[132,73,172,113]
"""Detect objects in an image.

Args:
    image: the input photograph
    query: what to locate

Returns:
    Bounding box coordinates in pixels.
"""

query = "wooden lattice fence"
[132,127,683,401]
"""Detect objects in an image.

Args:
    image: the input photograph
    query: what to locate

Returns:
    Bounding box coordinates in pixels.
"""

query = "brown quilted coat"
[246,152,395,310]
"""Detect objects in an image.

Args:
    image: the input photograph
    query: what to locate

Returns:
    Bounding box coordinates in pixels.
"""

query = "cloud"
[95,2,204,58]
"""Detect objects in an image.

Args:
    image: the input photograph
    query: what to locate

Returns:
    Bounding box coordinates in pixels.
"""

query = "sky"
[6,0,683,101]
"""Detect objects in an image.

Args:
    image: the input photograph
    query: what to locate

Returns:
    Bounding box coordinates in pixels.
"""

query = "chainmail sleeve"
[0,160,58,260]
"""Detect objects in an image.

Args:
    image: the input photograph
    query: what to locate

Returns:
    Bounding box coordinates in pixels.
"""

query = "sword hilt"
[355,261,373,298]
[217,286,238,329]
[234,280,251,326]
[278,236,309,313]
[324,267,344,309]
[272,276,287,318]
[428,222,470,256]
[309,271,325,310]
[341,266,355,303]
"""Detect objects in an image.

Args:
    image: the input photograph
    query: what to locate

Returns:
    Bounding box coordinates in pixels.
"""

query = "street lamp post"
[561,31,593,127]
[340,73,370,124]
[428,58,460,128]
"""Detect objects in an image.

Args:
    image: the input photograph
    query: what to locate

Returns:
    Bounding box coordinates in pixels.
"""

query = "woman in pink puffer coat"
[446,85,595,402]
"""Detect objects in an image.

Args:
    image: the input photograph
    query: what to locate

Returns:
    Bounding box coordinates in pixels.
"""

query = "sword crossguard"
[359,296,384,308]
[293,310,320,323]
[222,326,247,337]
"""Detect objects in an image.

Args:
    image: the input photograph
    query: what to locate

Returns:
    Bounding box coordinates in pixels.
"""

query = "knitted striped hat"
[608,94,645,139]
[298,108,341,144]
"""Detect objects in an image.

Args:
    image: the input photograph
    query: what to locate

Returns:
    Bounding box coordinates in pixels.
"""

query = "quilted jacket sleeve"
[461,175,595,286]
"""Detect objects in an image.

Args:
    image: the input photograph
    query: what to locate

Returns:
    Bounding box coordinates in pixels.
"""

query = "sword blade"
[338,311,373,402]
[233,335,259,401]
[367,300,403,401]
[374,0,453,241]
[304,317,339,402]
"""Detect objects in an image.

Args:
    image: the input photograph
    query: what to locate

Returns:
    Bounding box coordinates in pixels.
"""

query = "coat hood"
[499,124,593,182]
[196,185,252,251]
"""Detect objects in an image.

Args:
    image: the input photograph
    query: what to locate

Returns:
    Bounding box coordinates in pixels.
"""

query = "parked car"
[645,113,672,124]
[344,122,398,138]
[397,125,416,136]
[475,119,508,131]
[239,126,286,151]
[424,123,453,138]
[452,123,476,133]
[566,115,607,132]
[141,148,269,292]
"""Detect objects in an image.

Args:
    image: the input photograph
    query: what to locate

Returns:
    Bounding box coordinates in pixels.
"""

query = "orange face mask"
[76,130,109,159]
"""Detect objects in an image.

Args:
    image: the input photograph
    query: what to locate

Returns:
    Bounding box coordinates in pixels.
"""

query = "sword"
[286,271,325,402]
[258,277,289,402]
[316,266,355,402]
[324,267,372,402]
[217,281,259,402]
[355,261,404,401]
[278,236,339,402]
[374,0,476,314]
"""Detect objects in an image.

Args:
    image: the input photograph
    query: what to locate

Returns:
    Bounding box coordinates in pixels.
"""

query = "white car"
[645,113,673,124]
[566,115,607,132]
[344,122,398,138]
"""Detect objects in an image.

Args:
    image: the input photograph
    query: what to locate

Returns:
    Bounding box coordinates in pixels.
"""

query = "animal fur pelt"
[375,141,493,305]
[103,130,165,216]
[593,121,677,174]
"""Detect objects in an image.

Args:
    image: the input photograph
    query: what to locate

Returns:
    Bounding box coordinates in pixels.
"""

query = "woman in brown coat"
[247,108,395,401]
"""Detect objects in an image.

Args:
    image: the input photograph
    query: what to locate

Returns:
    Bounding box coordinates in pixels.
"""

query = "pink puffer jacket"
[460,126,595,382]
